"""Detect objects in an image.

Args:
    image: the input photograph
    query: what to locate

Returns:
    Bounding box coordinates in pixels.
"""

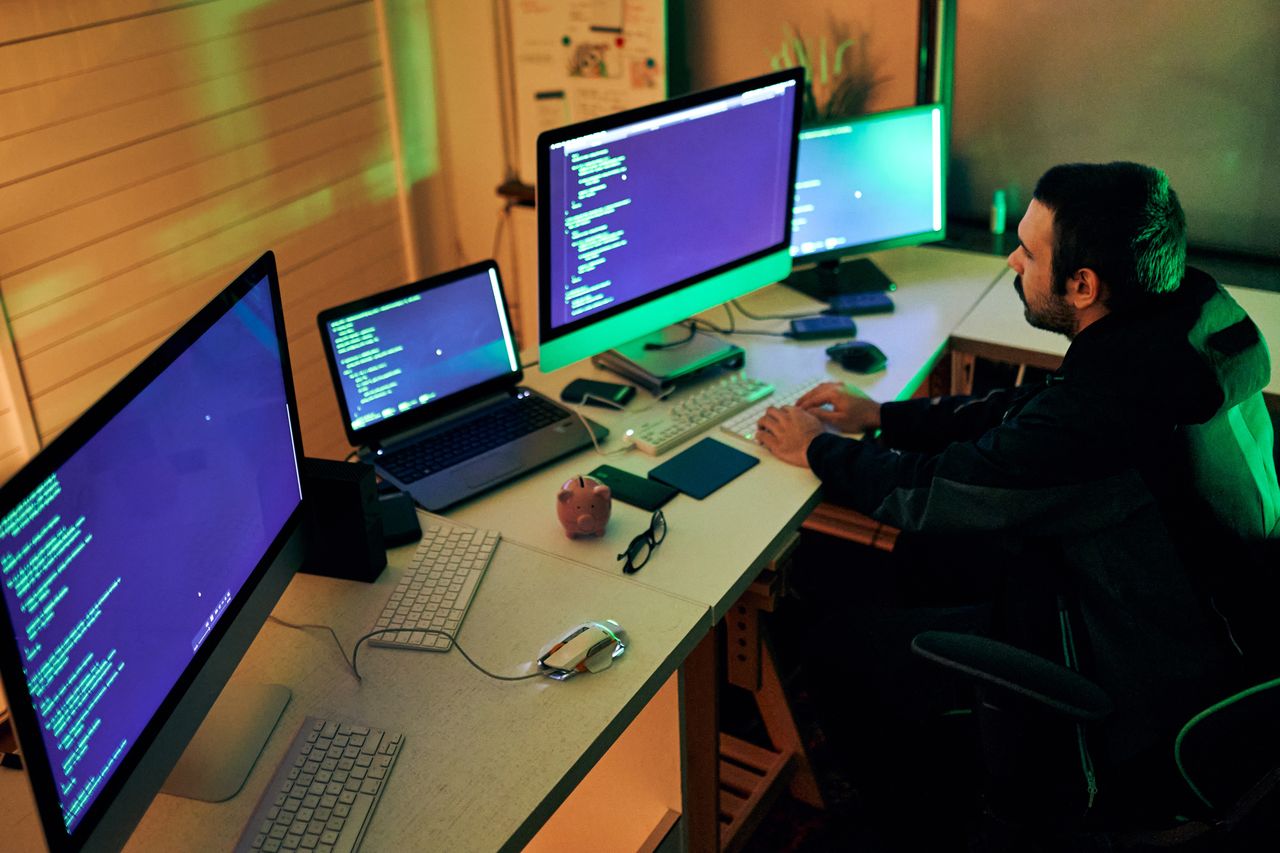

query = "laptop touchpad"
[464,453,520,487]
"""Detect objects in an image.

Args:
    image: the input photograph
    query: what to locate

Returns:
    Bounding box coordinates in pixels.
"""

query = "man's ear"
[1067,268,1106,310]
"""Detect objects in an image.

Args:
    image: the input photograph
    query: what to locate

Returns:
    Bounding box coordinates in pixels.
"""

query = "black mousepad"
[647,437,760,500]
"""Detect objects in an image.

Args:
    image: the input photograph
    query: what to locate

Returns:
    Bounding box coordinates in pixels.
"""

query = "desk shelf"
[718,734,791,853]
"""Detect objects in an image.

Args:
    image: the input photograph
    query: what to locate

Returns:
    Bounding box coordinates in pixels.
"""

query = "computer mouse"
[537,620,628,680]
[826,340,888,373]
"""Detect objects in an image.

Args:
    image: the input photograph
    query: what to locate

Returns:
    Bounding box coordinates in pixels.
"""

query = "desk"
[0,246,1013,852]
[0,524,710,852]
[951,276,1280,406]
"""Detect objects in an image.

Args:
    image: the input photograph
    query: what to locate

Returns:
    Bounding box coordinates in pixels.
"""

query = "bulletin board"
[505,0,669,182]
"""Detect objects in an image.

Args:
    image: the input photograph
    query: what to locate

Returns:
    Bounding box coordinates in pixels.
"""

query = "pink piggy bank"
[557,475,612,539]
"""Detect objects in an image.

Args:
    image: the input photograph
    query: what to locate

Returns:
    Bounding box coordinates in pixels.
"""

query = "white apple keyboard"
[620,373,774,456]
[719,379,827,443]
[370,523,500,651]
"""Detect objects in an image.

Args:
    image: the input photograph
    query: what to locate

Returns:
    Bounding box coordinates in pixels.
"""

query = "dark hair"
[1032,162,1186,310]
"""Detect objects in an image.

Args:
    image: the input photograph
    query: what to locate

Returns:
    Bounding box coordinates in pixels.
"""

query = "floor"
[721,534,986,853]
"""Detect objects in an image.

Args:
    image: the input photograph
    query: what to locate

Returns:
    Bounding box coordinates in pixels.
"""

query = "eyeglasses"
[617,510,667,574]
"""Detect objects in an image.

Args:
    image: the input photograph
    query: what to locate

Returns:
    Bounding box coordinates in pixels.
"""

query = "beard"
[1014,275,1076,337]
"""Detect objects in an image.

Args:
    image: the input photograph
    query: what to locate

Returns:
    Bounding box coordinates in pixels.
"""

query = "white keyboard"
[371,524,500,651]
[621,373,774,456]
[720,379,828,443]
[235,717,401,853]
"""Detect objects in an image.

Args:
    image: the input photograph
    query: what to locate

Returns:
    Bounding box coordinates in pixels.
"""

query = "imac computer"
[787,102,946,298]
[0,252,306,850]
[537,68,803,389]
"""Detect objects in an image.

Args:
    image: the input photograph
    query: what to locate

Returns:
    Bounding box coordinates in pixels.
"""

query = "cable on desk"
[268,616,543,683]
[351,628,544,682]
[730,298,816,322]
[569,395,633,457]
[343,449,359,462]
[642,321,698,350]
[701,303,791,338]
[269,615,353,672]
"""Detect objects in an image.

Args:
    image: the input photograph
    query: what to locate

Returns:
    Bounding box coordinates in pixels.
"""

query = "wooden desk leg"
[681,629,720,853]
[950,349,976,395]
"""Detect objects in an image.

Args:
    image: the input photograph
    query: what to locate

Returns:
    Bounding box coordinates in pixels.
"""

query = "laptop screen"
[322,265,519,436]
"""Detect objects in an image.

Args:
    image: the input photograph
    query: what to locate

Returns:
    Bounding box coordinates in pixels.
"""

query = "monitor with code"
[0,253,306,851]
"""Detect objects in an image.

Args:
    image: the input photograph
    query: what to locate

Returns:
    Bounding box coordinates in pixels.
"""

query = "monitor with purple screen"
[537,69,803,378]
[321,265,517,437]
[0,252,307,851]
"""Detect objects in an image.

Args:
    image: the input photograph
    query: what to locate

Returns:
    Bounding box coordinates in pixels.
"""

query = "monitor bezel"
[0,251,306,852]
[536,68,804,366]
[316,259,522,449]
[789,101,949,268]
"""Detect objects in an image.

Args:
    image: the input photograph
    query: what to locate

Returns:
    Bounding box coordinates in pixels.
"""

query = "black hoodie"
[806,267,1279,761]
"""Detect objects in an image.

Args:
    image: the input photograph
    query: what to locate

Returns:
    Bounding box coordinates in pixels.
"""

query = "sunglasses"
[617,510,667,574]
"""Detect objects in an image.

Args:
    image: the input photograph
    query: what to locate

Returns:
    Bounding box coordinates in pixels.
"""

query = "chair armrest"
[911,630,1113,722]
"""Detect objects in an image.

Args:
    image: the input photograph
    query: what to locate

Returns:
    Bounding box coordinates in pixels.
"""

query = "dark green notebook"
[647,437,760,500]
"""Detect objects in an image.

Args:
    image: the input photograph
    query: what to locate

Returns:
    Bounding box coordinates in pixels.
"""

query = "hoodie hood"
[1058,267,1271,426]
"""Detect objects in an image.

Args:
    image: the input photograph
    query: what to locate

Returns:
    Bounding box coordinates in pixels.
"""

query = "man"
[756,162,1278,825]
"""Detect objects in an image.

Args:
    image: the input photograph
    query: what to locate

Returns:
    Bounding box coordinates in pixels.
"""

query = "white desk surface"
[452,246,1008,620]
[0,521,709,853]
[953,274,1280,398]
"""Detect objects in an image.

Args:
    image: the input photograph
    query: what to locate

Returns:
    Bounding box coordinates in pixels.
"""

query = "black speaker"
[301,457,386,582]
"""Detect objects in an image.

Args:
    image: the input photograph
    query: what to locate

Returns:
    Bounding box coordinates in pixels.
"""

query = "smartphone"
[788,315,857,340]
[561,378,637,408]
[589,464,678,511]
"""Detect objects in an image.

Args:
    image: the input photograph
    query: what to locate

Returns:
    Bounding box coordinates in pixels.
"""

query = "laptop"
[317,260,606,511]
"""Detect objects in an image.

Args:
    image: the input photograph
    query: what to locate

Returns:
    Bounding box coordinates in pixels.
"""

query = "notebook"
[318,260,606,511]
[647,437,759,499]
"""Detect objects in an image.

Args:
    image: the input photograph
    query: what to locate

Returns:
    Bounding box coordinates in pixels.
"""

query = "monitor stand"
[591,326,745,395]
[785,257,896,300]
[162,682,290,802]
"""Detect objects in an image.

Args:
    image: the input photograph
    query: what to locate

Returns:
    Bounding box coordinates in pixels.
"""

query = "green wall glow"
[382,0,441,185]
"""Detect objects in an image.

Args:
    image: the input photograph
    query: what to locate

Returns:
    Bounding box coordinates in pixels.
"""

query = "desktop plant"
[768,19,886,124]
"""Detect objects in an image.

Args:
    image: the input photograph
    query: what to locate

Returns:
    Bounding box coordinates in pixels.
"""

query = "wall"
[0,0,427,476]
[952,0,1280,258]
[682,0,919,111]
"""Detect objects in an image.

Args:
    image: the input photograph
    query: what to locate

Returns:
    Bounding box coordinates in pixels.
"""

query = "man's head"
[1007,162,1187,337]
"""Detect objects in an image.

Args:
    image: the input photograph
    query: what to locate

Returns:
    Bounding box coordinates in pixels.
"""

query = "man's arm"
[808,385,1156,536]
[877,385,1043,453]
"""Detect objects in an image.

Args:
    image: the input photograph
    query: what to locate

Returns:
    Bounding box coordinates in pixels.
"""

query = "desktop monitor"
[787,102,947,296]
[537,68,804,380]
[0,252,306,850]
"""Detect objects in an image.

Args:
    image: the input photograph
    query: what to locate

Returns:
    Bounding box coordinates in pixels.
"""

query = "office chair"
[910,542,1280,852]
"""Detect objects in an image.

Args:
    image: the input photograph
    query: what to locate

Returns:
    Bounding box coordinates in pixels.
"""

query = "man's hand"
[795,382,881,434]
[756,405,825,468]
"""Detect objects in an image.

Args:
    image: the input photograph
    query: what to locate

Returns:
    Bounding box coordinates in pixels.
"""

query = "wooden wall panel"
[0,0,412,472]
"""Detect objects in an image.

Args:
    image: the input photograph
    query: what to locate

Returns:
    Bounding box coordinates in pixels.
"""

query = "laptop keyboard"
[380,393,570,482]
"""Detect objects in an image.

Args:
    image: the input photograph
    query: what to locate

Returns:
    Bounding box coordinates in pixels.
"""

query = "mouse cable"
[269,617,544,683]
[351,628,545,682]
